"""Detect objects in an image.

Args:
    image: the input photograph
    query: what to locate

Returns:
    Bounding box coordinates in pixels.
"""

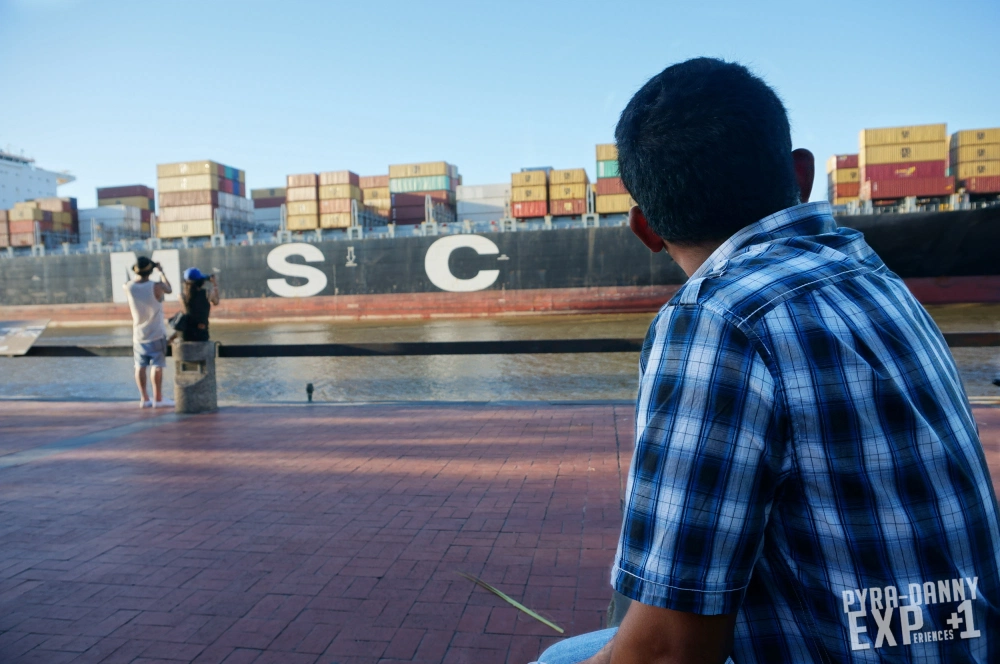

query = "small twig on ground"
[456,571,565,634]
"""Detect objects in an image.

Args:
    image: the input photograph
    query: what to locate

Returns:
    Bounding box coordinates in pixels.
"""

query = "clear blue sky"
[2,0,998,208]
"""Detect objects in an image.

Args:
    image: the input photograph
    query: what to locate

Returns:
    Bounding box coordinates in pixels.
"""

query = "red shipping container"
[862,177,954,200]
[10,232,35,247]
[219,178,234,194]
[0,220,6,235]
[596,178,628,195]
[963,176,1000,193]
[319,199,355,214]
[834,154,859,169]
[97,185,154,199]
[549,198,587,215]
[359,175,389,189]
[391,191,453,206]
[391,205,426,222]
[10,219,52,234]
[836,182,860,197]
[253,197,286,209]
[0,209,7,222]
[861,161,946,181]
[140,209,152,223]
[512,201,548,218]
[160,190,219,207]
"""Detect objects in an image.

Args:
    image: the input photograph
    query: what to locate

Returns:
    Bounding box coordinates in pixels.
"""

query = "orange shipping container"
[287,173,318,188]
[319,171,360,186]
[319,199,355,214]
[549,199,587,215]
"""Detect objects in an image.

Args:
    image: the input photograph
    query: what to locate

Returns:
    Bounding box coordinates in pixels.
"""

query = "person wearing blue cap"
[179,267,220,342]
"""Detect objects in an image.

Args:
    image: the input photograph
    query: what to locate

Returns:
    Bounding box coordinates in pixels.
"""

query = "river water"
[2,306,998,403]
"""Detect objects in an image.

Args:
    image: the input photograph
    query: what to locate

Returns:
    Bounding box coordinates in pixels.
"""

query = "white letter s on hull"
[424,235,500,292]
[267,243,328,297]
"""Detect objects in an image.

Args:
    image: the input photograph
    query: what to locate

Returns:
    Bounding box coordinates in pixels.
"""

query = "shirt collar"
[689,201,837,280]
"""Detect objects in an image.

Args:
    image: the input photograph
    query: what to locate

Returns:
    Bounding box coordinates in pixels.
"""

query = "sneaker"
[140,400,152,409]
[154,398,175,409]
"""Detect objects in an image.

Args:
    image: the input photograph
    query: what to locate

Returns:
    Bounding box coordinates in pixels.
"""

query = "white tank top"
[125,280,167,343]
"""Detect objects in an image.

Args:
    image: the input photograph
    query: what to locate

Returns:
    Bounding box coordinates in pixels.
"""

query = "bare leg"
[151,366,163,403]
[135,366,150,402]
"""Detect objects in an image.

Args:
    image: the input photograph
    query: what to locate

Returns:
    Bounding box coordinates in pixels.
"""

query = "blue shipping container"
[389,175,452,193]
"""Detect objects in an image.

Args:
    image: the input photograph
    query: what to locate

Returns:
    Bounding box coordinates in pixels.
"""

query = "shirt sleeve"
[612,304,786,615]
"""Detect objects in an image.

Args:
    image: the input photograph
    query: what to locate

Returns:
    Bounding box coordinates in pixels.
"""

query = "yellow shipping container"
[595,194,635,214]
[287,215,319,231]
[52,211,73,224]
[550,168,588,185]
[596,144,618,161]
[859,142,948,166]
[365,198,391,210]
[9,207,47,221]
[952,145,1000,163]
[833,196,859,206]
[160,204,214,223]
[549,183,588,200]
[859,124,947,147]
[157,160,221,178]
[363,187,390,201]
[511,170,548,186]
[13,200,39,210]
[951,129,1000,148]
[320,213,352,229]
[286,186,318,202]
[287,200,319,215]
[319,184,362,200]
[511,186,547,202]
[158,174,220,193]
[956,161,1000,178]
[157,220,215,238]
[388,161,449,178]
[833,169,860,184]
[251,187,286,199]
[98,196,150,210]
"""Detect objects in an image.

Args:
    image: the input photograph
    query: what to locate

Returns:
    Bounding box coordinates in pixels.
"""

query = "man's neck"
[663,240,723,278]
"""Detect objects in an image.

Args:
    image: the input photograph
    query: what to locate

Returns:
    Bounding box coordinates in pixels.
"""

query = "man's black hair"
[133,256,154,275]
[615,57,801,244]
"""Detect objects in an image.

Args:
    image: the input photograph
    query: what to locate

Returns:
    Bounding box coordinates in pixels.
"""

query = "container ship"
[0,124,998,325]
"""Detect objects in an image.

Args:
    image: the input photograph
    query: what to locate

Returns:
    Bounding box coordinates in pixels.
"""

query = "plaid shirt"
[612,202,1000,662]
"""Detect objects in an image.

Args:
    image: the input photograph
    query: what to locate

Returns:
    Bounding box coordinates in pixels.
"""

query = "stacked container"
[859,124,953,201]
[97,185,154,236]
[7,198,77,247]
[285,173,319,231]
[457,184,510,224]
[251,187,285,229]
[826,155,860,206]
[319,171,362,229]
[0,209,7,248]
[389,161,458,225]
[510,169,548,218]
[157,160,251,238]
[950,128,1000,194]
[360,175,390,222]
[78,206,145,243]
[548,168,590,217]
[594,144,634,214]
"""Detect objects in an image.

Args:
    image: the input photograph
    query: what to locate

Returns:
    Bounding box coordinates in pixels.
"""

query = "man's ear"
[792,148,814,203]
[629,205,665,253]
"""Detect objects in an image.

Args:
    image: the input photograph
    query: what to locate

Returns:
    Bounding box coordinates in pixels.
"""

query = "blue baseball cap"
[183,267,204,281]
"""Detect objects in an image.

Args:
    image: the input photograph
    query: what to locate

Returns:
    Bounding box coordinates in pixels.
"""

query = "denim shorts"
[134,337,167,368]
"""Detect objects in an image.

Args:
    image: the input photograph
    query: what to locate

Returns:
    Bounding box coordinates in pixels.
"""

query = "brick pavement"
[0,400,997,664]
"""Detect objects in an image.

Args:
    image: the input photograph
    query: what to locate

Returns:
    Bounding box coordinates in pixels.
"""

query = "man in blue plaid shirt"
[535,59,1000,663]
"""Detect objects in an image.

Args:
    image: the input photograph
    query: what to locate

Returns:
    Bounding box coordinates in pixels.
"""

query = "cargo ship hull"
[1,207,998,325]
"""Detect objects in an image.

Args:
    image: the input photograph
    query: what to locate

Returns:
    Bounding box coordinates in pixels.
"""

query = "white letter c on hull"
[424,235,500,292]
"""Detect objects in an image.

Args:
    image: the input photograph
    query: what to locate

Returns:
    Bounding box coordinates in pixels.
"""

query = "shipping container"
[596,144,618,161]
[956,161,1000,179]
[159,204,215,223]
[962,176,1000,193]
[320,213,352,229]
[318,184,362,200]
[287,200,319,216]
[359,174,389,189]
[97,185,154,199]
[511,201,547,218]
[826,154,859,172]
[950,128,1000,148]
[391,191,454,206]
[158,174,221,193]
[33,198,73,213]
[365,199,391,210]
[391,205,426,222]
[51,211,73,224]
[457,183,510,200]
[318,171,360,186]
[859,124,947,147]
[511,171,548,187]
[511,186,547,202]
[286,215,319,231]
[0,210,6,222]
[388,175,452,194]
[597,160,620,178]
[951,145,1000,163]
[287,173,318,188]
[157,220,215,238]
[549,183,588,200]
[388,161,449,178]
[835,182,860,198]
[831,169,860,184]
[219,179,235,195]
[99,196,151,210]
[319,199,355,214]
[861,177,954,200]
[363,187,391,201]
[251,187,287,199]
[253,197,285,209]
[595,194,635,214]
[550,169,588,185]
[10,219,47,234]
[860,161,946,181]
[832,196,859,206]
[159,191,211,208]
[596,178,628,196]
[9,207,52,222]
[457,201,506,218]
[157,160,221,178]
[10,232,35,247]
[286,186,319,202]
[549,199,587,216]
[859,142,948,166]
[0,233,8,248]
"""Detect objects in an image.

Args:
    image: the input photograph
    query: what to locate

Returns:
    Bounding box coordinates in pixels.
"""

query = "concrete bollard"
[172,341,219,414]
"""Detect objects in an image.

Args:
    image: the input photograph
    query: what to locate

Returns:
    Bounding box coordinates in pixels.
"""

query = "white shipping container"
[457,183,510,201]
[217,191,253,212]
[457,201,506,217]
[253,207,282,221]
[77,206,143,241]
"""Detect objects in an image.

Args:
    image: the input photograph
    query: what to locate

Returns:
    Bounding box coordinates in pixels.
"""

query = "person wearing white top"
[123,256,173,408]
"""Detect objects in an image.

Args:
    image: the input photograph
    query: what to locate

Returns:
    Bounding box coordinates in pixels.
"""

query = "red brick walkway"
[0,401,997,664]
